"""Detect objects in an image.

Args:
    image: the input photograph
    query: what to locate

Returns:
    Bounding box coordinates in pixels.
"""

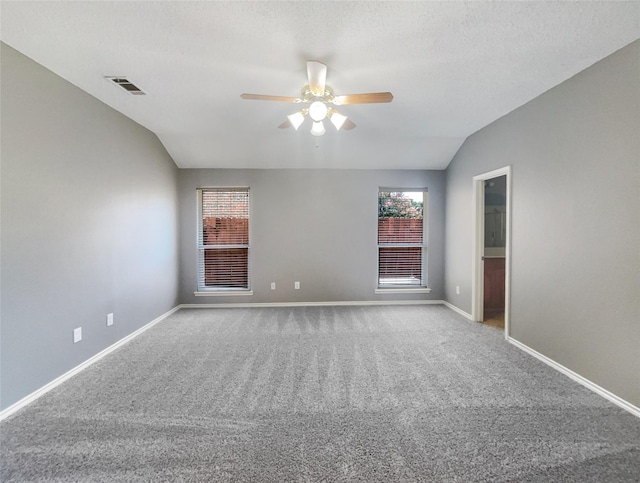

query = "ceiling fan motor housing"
[300,85,335,104]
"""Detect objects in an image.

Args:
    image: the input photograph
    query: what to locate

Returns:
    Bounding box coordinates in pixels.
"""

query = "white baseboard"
[180,300,446,309]
[508,337,640,419]
[0,306,181,422]
[442,301,473,320]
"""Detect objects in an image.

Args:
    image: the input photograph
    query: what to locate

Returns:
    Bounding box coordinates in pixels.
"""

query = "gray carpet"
[1,305,639,482]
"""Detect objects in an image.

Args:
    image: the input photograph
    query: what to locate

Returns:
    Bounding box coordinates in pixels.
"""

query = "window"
[377,189,427,288]
[197,188,250,292]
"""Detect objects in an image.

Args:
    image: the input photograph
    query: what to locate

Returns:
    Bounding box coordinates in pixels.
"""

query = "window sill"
[194,290,253,297]
[375,287,431,294]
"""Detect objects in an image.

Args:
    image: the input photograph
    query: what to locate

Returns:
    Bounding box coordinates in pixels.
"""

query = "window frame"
[195,187,252,296]
[375,188,430,293]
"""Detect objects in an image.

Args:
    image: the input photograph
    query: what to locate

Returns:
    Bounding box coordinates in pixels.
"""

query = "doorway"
[472,167,511,338]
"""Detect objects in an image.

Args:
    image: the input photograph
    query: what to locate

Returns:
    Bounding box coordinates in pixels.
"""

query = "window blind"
[197,188,250,290]
[378,190,426,287]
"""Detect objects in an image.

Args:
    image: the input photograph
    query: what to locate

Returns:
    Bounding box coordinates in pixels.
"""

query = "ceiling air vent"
[105,76,146,95]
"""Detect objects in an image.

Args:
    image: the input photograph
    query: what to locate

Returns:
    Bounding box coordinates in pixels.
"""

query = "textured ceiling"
[1,1,639,170]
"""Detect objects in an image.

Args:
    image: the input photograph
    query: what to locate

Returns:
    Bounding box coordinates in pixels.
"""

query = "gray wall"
[0,43,180,411]
[179,169,445,304]
[445,40,640,406]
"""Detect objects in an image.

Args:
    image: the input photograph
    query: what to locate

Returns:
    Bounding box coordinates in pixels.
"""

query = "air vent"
[105,76,146,95]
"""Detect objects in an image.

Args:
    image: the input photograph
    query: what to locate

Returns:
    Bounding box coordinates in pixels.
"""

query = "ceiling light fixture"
[309,100,328,122]
[328,110,347,131]
[310,121,326,136]
[287,111,306,130]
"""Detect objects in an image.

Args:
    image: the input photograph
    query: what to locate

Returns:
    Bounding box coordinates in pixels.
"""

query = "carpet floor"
[1,305,639,482]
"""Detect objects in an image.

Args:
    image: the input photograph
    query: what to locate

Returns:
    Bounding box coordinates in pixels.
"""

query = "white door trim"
[472,166,512,339]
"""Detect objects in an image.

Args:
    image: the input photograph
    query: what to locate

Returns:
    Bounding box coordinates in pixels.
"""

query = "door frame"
[471,166,512,338]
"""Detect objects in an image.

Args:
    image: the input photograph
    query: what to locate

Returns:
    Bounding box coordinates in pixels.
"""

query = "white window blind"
[197,188,250,291]
[378,189,427,287]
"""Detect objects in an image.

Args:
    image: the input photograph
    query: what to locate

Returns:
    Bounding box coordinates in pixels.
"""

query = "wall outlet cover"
[107,313,114,326]
[73,327,82,343]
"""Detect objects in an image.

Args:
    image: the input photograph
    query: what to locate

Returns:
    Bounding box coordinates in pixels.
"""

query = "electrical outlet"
[294,281,300,290]
[270,282,276,290]
[73,327,82,343]
[107,313,114,326]
[456,285,460,295]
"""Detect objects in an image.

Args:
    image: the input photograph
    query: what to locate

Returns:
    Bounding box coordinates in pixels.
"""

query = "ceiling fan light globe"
[309,101,328,122]
[287,111,305,130]
[329,111,348,130]
[310,121,326,136]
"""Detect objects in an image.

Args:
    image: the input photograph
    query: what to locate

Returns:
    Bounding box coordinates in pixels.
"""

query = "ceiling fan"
[241,61,393,136]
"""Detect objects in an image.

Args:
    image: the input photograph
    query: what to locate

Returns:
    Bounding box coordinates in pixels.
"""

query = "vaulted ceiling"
[2,1,638,169]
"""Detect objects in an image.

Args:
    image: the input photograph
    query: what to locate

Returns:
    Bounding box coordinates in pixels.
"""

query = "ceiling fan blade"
[342,119,356,130]
[332,92,393,105]
[278,119,291,129]
[307,61,327,96]
[241,93,298,102]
